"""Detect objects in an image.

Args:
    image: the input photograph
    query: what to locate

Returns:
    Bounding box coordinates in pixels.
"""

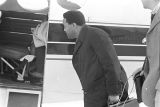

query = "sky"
[49,0,151,25]
[0,0,151,25]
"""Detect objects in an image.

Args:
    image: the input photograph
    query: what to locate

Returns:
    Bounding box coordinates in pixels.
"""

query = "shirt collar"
[76,25,87,42]
[151,2,160,14]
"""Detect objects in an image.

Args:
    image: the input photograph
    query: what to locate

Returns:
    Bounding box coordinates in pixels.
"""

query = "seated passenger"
[22,17,49,85]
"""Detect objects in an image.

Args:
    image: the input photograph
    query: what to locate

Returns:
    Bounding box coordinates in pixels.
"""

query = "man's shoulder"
[86,26,110,39]
[87,25,109,35]
[87,25,100,32]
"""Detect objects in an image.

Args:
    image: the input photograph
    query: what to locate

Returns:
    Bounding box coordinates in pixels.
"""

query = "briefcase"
[133,57,148,103]
[109,98,139,107]
[134,70,145,103]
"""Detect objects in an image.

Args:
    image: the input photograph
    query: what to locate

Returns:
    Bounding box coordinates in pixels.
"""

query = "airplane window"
[17,0,48,11]
[0,0,6,6]
[47,23,148,56]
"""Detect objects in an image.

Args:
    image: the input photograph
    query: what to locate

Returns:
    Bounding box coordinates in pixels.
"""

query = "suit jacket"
[72,25,127,96]
[146,8,160,90]
[142,8,160,107]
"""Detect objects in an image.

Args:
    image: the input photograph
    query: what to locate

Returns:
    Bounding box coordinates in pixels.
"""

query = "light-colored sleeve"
[33,21,49,46]
[38,21,49,44]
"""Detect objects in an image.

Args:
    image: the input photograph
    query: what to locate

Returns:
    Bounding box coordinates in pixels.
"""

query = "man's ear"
[73,23,78,28]
[72,23,77,27]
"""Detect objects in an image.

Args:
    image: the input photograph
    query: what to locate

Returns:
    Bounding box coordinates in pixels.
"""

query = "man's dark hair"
[63,10,85,26]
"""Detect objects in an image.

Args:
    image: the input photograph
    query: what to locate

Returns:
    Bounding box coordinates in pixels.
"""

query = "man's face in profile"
[63,18,77,39]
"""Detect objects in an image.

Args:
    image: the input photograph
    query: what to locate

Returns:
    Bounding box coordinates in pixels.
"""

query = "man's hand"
[108,95,119,105]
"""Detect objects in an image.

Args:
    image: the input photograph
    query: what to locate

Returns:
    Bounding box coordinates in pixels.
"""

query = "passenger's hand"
[108,95,119,105]
[142,37,146,44]
[20,55,35,62]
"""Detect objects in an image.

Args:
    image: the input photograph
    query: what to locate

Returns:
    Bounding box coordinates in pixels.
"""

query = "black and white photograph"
[0,0,159,107]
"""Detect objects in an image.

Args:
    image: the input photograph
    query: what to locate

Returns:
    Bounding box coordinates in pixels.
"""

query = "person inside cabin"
[30,16,49,85]
[21,16,49,85]
[62,10,128,107]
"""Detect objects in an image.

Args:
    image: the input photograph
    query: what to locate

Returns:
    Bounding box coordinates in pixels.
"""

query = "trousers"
[35,46,46,76]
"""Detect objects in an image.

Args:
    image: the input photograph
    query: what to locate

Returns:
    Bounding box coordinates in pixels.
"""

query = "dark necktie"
[151,14,156,22]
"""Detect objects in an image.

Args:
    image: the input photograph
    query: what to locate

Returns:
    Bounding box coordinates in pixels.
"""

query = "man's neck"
[76,25,83,38]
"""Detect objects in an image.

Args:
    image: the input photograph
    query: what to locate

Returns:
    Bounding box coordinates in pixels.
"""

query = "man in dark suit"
[63,10,128,107]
